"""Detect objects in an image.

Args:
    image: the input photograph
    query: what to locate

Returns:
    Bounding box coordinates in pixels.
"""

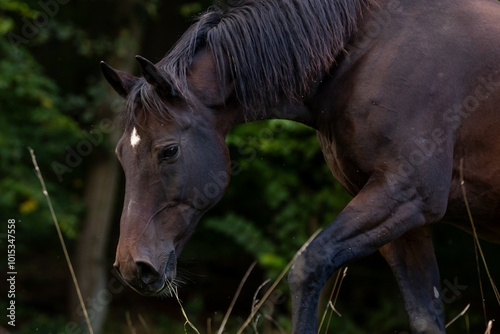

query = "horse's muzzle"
[114,250,177,297]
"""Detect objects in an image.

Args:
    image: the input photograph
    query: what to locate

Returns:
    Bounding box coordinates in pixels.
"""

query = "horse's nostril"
[136,261,160,285]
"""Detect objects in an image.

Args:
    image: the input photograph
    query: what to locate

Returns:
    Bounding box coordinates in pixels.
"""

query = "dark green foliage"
[204,120,351,277]
[0,26,84,239]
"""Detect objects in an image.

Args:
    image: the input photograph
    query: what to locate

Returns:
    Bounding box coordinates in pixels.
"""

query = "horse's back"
[314,0,500,241]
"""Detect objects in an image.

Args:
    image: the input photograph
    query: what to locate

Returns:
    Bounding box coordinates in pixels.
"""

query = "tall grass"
[30,148,94,334]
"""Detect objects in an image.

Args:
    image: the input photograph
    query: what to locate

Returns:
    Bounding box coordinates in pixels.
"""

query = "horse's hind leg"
[380,225,445,334]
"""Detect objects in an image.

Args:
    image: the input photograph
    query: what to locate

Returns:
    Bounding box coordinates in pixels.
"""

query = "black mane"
[130,0,368,120]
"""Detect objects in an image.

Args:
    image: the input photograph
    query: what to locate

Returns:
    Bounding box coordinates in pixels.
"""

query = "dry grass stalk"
[138,313,150,333]
[126,311,137,334]
[167,278,201,334]
[217,261,257,334]
[445,304,470,328]
[207,318,213,334]
[318,269,342,333]
[460,159,500,323]
[236,229,323,334]
[251,279,271,333]
[484,320,494,334]
[323,267,347,334]
[262,312,287,334]
[29,148,94,334]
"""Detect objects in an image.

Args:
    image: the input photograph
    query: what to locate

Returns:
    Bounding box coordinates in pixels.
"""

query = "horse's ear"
[100,61,139,98]
[188,49,234,108]
[135,55,175,97]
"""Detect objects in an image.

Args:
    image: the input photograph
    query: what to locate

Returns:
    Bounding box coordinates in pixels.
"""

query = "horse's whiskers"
[160,274,184,298]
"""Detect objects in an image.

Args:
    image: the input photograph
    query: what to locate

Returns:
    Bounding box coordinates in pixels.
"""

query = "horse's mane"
[128,0,368,122]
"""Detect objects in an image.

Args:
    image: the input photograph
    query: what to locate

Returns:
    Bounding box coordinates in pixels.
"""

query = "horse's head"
[101,54,233,296]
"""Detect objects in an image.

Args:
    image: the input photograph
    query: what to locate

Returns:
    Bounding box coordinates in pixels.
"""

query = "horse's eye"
[158,145,179,163]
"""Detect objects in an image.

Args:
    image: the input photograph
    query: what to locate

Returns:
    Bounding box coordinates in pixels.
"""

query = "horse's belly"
[445,127,500,243]
[445,192,500,244]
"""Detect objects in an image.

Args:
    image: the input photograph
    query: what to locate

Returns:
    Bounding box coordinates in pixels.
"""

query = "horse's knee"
[288,253,308,292]
[411,317,445,334]
[288,245,331,294]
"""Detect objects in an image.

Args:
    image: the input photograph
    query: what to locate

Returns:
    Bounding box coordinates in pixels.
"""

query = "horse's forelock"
[124,80,175,130]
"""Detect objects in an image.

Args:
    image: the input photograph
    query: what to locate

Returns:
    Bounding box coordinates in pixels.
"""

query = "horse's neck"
[235,99,315,127]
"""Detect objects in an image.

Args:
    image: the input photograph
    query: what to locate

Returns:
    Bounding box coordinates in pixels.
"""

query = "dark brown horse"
[101,0,500,332]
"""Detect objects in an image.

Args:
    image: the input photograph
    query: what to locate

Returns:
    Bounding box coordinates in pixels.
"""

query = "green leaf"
[258,253,287,270]
[0,0,37,18]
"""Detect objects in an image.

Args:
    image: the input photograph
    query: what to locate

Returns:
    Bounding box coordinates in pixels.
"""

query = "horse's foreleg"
[288,175,446,334]
[380,225,445,334]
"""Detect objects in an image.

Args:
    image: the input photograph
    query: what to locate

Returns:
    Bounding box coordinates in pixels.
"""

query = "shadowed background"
[0,1,499,333]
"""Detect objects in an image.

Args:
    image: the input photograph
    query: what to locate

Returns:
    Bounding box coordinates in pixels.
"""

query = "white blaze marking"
[130,127,141,148]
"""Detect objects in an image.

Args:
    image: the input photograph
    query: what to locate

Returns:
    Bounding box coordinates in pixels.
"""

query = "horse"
[101,0,500,332]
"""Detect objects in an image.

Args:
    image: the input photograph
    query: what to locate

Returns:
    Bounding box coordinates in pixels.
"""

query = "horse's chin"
[121,277,169,297]
[133,278,181,298]
[148,280,181,298]
[140,284,167,297]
